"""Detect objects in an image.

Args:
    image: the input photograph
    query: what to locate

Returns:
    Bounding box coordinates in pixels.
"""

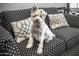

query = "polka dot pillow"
[48,13,69,30]
[11,17,32,43]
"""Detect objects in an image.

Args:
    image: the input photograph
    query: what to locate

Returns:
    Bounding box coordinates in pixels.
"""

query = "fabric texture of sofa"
[0,7,79,56]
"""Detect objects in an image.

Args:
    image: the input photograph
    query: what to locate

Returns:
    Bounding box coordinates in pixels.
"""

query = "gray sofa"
[0,7,79,56]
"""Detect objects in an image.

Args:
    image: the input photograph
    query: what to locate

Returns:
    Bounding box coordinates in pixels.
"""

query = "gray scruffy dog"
[26,6,55,54]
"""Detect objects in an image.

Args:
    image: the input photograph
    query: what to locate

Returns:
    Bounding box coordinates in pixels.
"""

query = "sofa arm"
[64,14,79,28]
[0,25,20,56]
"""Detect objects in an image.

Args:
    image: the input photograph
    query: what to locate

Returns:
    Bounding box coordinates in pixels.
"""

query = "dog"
[26,6,55,54]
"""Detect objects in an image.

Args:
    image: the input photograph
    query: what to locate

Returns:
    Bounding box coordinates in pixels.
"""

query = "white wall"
[71,8,79,12]
[0,3,67,12]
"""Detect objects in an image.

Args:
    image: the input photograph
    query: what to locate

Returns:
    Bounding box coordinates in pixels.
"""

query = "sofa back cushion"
[0,7,58,37]
[41,7,58,14]
[0,9,31,36]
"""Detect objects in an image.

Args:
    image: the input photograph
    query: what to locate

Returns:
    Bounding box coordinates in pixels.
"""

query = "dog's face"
[31,16,43,28]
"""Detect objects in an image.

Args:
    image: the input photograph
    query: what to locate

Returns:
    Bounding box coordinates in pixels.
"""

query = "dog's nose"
[36,19,38,22]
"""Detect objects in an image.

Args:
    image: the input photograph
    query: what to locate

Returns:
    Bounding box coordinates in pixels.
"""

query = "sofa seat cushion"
[61,43,79,56]
[52,26,79,49]
[0,25,20,56]
[17,37,65,56]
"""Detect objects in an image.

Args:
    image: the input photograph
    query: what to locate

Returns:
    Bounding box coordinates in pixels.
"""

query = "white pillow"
[48,13,69,30]
[11,17,31,43]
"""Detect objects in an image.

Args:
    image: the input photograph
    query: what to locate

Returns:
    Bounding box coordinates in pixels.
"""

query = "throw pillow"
[48,13,69,29]
[11,17,31,43]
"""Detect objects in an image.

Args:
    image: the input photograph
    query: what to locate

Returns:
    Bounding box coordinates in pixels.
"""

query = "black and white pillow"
[48,13,69,30]
[11,17,31,43]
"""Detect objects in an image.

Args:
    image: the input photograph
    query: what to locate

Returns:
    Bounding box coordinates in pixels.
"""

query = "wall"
[71,8,79,12]
[0,3,67,12]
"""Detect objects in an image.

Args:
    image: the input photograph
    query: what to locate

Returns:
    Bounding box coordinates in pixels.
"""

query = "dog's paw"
[26,44,33,48]
[45,40,50,42]
[37,48,43,54]
[46,37,52,42]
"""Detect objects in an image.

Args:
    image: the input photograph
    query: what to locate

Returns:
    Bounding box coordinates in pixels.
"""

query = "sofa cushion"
[0,25,20,56]
[61,43,79,56]
[0,9,31,36]
[52,26,79,49]
[17,37,65,56]
[41,7,58,14]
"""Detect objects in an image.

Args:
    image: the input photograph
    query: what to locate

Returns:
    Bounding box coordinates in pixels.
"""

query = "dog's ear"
[31,6,38,12]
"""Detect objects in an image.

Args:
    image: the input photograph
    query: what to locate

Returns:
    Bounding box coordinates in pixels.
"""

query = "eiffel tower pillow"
[48,13,69,30]
[11,17,31,43]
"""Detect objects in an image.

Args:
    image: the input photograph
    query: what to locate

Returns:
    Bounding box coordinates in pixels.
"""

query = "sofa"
[0,7,79,56]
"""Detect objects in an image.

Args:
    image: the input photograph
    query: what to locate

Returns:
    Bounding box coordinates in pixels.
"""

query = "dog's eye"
[41,11,42,13]
[33,15,36,17]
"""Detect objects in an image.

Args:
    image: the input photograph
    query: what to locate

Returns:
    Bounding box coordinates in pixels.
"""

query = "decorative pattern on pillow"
[11,17,31,43]
[48,13,69,29]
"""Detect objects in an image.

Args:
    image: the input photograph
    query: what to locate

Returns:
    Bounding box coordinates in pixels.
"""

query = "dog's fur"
[26,6,55,54]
